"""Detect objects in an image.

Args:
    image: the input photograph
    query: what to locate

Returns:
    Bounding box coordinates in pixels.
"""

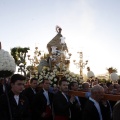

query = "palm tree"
[107,67,117,74]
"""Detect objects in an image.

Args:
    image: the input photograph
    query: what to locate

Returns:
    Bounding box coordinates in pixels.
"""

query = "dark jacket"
[82,99,101,120]
[70,96,82,120]
[0,84,11,97]
[23,87,37,109]
[113,100,120,120]
[100,100,112,120]
[53,91,71,117]
[33,89,53,120]
[0,90,31,120]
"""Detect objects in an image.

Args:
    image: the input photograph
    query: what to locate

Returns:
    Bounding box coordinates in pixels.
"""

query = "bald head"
[91,85,104,102]
[91,85,104,93]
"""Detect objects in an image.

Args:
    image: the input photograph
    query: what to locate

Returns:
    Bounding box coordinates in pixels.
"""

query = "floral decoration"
[32,65,82,87]
[0,49,16,77]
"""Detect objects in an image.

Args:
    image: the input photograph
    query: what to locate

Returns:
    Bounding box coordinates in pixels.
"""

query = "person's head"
[114,83,120,89]
[92,81,98,86]
[38,82,43,88]
[10,74,25,95]
[106,82,114,89]
[30,78,38,89]
[99,83,109,94]
[82,82,90,92]
[59,79,68,93]
[91,85,104,102]
[42,79,50,91]
[69,82,79,91]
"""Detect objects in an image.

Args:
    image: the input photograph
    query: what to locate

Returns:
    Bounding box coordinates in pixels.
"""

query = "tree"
[107,67,117,74]
[11,47,30,77]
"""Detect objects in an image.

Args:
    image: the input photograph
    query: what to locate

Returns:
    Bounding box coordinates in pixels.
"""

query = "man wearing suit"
[69,81,83,120]
[53,79,74,120]
[82,85,104,120]
[33,79,53,120]
[23,78,38,120]
[0,78,11,96]
[113,100,120,120]
[0,74,31,120]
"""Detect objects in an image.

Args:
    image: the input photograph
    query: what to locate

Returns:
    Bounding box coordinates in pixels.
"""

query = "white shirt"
[75,96,81,105]
[31,87,36,94]
[14,95,19,105]
[62,92,69,102]
[3,85,5,92]
[62,92,71,118]
[43,89,50,105]
[89,97,102,120]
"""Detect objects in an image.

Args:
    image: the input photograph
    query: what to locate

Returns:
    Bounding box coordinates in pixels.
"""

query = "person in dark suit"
[0,74,31,120]
[33,79,53,120]
[0,78,11,96]
[82,85,104,120]
[0,79,5,96]
[113,100,120,120]
[68,81,83,120]
[100,100,112,120]
[23,78,38,120]
[53,79,75,120]
[99,83,112,120]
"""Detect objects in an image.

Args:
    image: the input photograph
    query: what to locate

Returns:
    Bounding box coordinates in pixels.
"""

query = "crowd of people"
[0,74,120,120]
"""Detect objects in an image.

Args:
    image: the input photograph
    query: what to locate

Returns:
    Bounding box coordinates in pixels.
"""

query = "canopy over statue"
[47,26,68,54]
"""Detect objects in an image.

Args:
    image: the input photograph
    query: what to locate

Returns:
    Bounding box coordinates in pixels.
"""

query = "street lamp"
[73,51,88,78]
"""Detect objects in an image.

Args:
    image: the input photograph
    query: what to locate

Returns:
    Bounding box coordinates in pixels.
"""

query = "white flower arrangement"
[36,65,83,87]
[53,84,57,87]
[0,49,16,77]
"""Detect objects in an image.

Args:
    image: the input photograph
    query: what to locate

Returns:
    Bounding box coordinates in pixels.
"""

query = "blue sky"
[0,0,120,76]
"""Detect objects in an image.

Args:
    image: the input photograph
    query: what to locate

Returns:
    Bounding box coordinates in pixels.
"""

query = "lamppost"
[73,51,88,78]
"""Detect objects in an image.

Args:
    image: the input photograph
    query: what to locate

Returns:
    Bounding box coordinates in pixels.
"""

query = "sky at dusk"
[0,0,120,76]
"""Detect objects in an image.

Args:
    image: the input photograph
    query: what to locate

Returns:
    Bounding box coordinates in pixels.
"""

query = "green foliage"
[11,47,30,65]
[107,67,117,74]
